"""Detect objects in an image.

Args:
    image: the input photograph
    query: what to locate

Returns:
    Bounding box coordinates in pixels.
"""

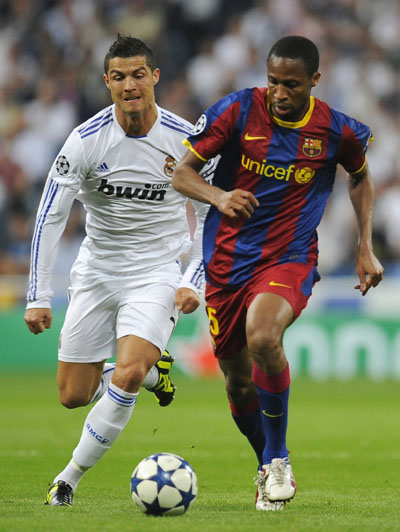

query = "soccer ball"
[130,452,198,516]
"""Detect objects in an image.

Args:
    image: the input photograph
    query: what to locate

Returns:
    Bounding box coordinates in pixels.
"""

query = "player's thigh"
[117,283,178,357]
[58,276,118,364]
[247,261,320,323]
[245,262,319,348]
[246,292,293,348]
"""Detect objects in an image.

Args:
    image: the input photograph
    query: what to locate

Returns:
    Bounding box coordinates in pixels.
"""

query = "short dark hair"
[104,34,156,73]
[267,35,319,77]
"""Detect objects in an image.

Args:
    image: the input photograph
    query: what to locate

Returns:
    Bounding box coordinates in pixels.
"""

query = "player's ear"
[104,73,110,89]
[311,71,321,88]
[152,68,160,86]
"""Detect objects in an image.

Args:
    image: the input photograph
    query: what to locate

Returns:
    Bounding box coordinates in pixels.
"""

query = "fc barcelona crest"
[302,138,322,158]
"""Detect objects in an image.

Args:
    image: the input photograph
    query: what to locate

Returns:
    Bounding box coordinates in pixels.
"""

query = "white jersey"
[26,104,214,308]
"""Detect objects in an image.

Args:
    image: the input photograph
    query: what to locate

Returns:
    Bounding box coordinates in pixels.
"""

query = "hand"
[354,248,384,296]
[175,287,200,314]
[24,308,52,334]
[215,189,259,219]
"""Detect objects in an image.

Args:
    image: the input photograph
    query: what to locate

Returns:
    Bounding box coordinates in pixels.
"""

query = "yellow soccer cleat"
[150,351,176,407]
[45,480,73,506]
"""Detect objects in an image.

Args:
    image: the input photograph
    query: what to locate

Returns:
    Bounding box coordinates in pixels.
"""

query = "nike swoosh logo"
[244,132,267,141]
[269,281,292,288]
[262,410,284,418]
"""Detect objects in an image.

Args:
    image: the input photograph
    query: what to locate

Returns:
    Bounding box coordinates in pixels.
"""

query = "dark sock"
[230,396,265,469]
[252,363,290,464]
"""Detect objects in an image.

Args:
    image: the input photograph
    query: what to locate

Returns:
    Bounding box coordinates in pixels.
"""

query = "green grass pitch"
[1,372,399,532]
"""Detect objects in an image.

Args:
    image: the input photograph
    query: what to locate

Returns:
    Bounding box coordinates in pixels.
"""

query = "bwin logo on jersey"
[98,178,167,201]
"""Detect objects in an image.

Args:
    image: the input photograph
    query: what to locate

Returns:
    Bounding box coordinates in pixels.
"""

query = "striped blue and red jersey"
[184,87,372,289]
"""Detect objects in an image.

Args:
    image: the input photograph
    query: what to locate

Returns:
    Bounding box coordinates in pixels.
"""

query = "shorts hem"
[58,354,111,364]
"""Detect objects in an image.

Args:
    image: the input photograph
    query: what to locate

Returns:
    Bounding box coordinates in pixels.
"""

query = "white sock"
[54,458,88,491]
[90,364,158,403]
[90,363,116,403]
[72,383,137,471]
[141,365,158,389]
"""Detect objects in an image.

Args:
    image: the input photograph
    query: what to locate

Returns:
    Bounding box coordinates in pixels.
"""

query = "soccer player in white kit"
[24,35,213,506]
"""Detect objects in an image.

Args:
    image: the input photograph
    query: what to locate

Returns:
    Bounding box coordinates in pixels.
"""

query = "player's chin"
[122,99,142,113]
[272,104,293,118]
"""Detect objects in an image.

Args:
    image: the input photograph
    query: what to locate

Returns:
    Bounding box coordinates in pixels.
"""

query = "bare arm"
[347,163,384,295]
[173,151,259,219]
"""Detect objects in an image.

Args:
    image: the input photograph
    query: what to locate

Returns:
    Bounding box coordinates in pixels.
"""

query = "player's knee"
[112,365,147,392]
[59,390,91,409]
[247,328,281,355]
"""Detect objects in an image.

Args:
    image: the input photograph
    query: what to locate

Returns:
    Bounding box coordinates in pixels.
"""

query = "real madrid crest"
[302,138,322,158]
[164,155,176,177]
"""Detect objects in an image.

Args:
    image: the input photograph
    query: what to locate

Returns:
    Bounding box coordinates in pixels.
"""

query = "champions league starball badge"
[192,114,207,135]
[55,155,70,175]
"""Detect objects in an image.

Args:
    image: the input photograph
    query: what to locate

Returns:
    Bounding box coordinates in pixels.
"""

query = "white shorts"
[58,260,181,363]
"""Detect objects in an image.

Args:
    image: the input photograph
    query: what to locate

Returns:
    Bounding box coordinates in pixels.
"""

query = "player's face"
[104,55,160,129]
[267,55,320,122]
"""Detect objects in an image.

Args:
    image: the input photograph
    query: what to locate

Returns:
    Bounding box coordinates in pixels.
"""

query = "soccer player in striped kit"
[24,35,214,506]
[173,35,383,511]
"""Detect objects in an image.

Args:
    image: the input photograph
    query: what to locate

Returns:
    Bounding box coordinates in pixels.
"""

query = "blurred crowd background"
[1,0,400,295]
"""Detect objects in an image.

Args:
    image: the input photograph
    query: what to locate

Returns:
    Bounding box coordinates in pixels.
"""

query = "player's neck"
[116,103,158,136]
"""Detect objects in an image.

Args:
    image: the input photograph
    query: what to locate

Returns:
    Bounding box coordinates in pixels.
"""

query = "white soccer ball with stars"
[130,452,198,516]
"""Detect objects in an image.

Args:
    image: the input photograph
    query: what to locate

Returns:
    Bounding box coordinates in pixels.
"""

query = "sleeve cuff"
[177,281,200,295]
